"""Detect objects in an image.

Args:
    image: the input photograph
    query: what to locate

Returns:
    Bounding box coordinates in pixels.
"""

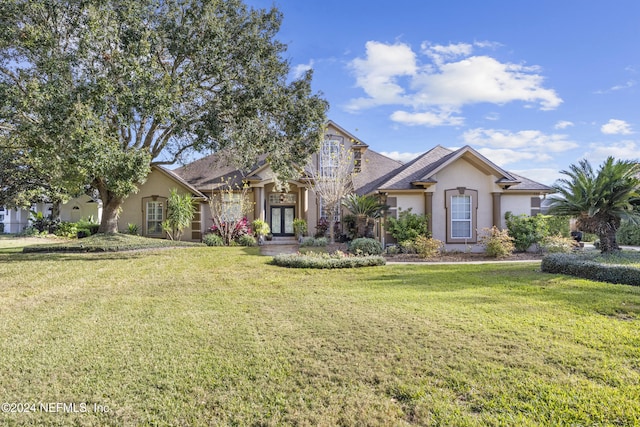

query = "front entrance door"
[271,206,295,236]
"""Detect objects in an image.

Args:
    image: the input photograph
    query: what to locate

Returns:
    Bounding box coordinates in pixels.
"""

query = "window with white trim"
[320,138,341,178]
[451,195,472,238]
[146,201,164,235]
[445,188,478,243]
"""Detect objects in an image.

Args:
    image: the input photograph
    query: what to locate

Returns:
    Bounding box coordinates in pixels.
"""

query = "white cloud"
[475,147,544,166]
[601,119,633,135]
[554,120,574,129]
[584,140,640,164]
[390,109,464,127]
[348,41,417,110]
[347,41,562,125]
[292,61,313,79]
[463,128,579,154]
[380,151,422,163]
[461,128,578,169]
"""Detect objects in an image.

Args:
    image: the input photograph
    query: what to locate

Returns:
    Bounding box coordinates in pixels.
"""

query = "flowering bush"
[210,217,252,245]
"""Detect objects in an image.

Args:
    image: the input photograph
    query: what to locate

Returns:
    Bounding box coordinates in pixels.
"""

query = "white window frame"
[450,194,472,239]
[146,201,164,235]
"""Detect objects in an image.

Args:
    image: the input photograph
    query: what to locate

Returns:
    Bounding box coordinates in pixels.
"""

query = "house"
[1,195,102,234]
[4,121,553,250]
[170,121,553,250]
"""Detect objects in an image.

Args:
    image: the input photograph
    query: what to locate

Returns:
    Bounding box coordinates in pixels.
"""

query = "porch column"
[256,187,265,220]
[424,192,433,236]
[492,193,502,228]
[299,187,308,221]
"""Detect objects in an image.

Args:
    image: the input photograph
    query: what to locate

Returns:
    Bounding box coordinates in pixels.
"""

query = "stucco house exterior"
[168,120,553,249]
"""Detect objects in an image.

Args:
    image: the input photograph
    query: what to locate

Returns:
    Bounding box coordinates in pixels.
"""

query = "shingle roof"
[173,153,267,192]
[353,150,404,195]
[376,145,454,190]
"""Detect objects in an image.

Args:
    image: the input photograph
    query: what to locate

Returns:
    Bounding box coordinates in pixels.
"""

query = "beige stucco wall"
[60,195,101,223]
[387,157,535,251]
[500,194,538,227]
[118,168,198,240]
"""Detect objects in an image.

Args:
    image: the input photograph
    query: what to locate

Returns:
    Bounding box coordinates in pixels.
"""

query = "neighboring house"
[172,120,553,249]
[0,205,30,234]
[1,196,102,234]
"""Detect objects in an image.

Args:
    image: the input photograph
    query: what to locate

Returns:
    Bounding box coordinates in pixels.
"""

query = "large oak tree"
[0,0,327,233]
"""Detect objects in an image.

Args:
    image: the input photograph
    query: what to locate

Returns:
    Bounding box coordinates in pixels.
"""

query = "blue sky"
[246,0,640,185]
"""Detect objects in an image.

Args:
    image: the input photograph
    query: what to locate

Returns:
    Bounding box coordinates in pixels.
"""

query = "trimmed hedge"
[272,252,386,269]
[541,253,640,286]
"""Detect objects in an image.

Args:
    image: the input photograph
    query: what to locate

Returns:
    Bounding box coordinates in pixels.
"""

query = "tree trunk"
[599,227,620,253]
[50,200,61,222]
[95,182,124,234]
[329,218,336,244]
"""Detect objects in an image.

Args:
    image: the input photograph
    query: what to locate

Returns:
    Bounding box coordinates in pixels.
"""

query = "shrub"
[505,212,549,252]
[202,233,224,247]
[76,218,99,235]
[348,237,383,255]
[541,253,640,286]
[315,217,329,238]
[386,208,429,243]
[76,228,91,239]
[162,188,196,241]
[127,223,139,235]
[540,234,578,253]
[236,234,257,247]
[617,220,640,245]
[272,251,386,269]
[414,236,444,258]
[479,226,515,258]
[54,222,78,238]
[398,240,417,254]
[210,217,251,244]
[543,214,571,237]
[300,237,328,247]
[293,218,307,238]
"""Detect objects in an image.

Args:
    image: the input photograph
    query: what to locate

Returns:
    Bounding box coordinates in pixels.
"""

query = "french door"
[270,206,295,236]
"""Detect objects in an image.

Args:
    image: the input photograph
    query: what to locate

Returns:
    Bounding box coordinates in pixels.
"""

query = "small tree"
[162,188,196,241]
[306,139,356,243]
[208,178,254,245]
[342,193,388,238]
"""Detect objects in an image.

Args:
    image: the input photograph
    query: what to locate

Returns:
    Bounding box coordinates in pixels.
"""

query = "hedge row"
[272,252,386,269]
[541,253,640,286]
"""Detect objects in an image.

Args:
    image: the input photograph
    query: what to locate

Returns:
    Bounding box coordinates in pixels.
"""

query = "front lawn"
[0,242,639,425]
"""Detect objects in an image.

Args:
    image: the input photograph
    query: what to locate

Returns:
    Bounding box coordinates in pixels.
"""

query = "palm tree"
[548,157,640,252]
[342,193,388,238]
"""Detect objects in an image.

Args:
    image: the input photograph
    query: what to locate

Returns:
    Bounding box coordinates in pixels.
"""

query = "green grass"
[19,233,203,253]
[0,238,639,425]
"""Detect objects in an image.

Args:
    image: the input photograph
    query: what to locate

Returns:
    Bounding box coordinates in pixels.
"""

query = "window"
[320,137,342,178]
[146,201,164,235]
[445,188,478,243]
[269,193,296,205]
[451,195,472,238]
[221,193,244,222]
